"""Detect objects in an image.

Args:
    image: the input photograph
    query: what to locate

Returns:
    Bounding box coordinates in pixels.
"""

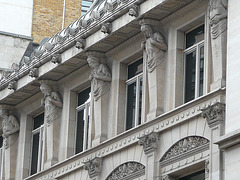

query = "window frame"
[29,112,45,176]
[75,87,91,154]
[183,24,205,103]
[125,59,144,130]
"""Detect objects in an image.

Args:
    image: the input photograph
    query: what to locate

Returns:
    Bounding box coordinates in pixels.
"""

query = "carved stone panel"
[160,136,209,163]
[84,157,103,179]
[106,161,145,180]
[138,132,159,154]
[201,102,225,128]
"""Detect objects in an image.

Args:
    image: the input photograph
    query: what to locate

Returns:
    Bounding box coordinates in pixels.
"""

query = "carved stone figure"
[140,23,167,72]
[8,81,17,90]
[0,113,19,149]
[84,157,103,178]
[87,54,111,101]
[40,82,63,126]
[51,54,62,64]
[101,23,112,34]
[138,132,159,154]
[209,0,228,90]
[210,0,227,39]
[75,38,86,49]
[29,68,39,78]
[129,5,139,17]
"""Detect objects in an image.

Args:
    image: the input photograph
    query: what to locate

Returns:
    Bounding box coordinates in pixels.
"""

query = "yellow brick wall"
[64,0,82,28]
[32,0,82,43]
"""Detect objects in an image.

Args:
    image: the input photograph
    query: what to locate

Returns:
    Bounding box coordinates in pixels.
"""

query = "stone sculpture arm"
[151,33,167,51]
[210,0,227,25]
[50,92,63,108]
[94,64,111,82]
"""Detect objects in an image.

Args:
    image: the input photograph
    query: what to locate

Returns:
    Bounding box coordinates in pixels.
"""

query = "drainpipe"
[62,0,66,29]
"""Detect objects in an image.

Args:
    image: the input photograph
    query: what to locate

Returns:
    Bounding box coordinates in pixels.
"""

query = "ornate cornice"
[84,157,103,178]
[138,132,159,154]
[201,102,225,128]
[160,136,209,164]
[106,161,145,180]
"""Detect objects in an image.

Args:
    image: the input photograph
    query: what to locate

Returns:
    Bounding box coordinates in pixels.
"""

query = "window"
[75,87,91,154]
[179,170,205,180]
[126,59,143,130]
[30,113,44,175]
[81,0,93,15]
[184,24,204,103]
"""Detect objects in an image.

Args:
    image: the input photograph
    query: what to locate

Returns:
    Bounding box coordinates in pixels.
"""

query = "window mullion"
[135,76,140,127]
[83,105,88,151]
[195,45,200,98]
[40,125,44,172]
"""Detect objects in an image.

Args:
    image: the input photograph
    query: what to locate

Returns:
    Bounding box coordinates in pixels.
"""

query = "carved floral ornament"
[84,157,103,178]
[106,161,145,180]
[138,132,159,154]
[160,136,209,162]
[201,102,225,128]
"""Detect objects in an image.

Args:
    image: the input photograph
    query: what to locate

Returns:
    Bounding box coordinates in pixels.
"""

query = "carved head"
[40,83,52,97]
[87,55,100,70]
[140,24,153,38]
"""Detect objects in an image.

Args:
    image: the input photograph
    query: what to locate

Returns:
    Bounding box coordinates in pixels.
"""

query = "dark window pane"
[128,59,143,79]
[30,133,40,175]
[75,109,85,154]
[185,51,196,103]
[138,78,143,125]
[78,87,91,106]
[33,113,44,130]
[0,136,3,148]
[179,170,205,180]
[126,81,136,130]
[199,46,204,96]
[186,25,204,48]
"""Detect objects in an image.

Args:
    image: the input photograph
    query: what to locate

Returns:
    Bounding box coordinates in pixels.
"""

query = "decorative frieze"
[138,132,159,154]
[101,23,112,34]
[201,102,225,128]
[106,162,145,180]
[51,54,62,64]
[84,157,103,179]
[129,5,139,17]
[8,81,17,90]
[161,136,209,162]
[29,68,39,78]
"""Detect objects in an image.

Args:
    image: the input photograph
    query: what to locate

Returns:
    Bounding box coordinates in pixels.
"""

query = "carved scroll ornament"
[138,132,159,154]
[106,161,145,180]
[84,157,103,178]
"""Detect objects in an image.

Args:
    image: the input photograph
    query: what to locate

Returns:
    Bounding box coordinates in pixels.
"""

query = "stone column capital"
[201,102,225,128]
[138,132,159,154]
[84,157,103,179]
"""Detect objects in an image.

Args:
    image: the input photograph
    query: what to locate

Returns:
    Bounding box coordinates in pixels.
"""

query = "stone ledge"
[0,31,33,40]
[215,129,240,150]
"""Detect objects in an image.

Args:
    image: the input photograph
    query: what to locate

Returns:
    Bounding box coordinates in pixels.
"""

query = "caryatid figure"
[209,0,228,90]
[140,21,167,120]
[87,52,111,146]
[39,81,62,168]
[0,110,19,180]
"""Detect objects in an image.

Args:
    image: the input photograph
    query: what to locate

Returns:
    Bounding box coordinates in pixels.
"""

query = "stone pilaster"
[87,51,111,146]
[39,80,63,169]
[138,132,159,179]
[84,157,103,180]
[201,102,225,180]
[0,105,19,180]
[140,19,167,121]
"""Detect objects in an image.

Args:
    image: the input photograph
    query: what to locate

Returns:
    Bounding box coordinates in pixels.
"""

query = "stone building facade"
[0,0,239,179]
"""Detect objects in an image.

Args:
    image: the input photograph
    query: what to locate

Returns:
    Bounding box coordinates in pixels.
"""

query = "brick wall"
[32,0,82,43]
